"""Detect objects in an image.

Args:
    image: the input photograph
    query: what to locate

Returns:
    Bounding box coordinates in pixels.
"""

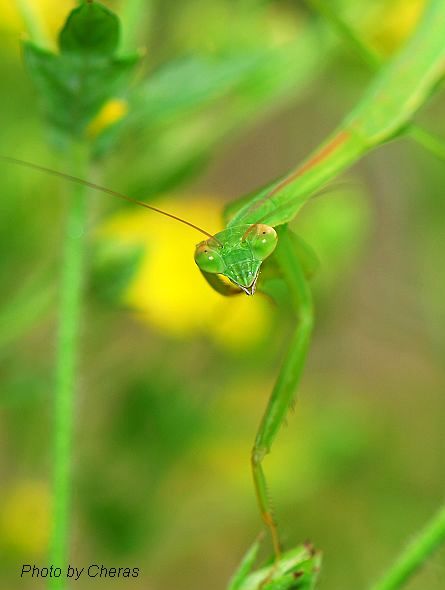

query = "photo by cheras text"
[21,564,140,580]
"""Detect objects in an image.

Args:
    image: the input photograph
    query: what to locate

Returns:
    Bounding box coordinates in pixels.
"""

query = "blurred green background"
[0,0,444,589]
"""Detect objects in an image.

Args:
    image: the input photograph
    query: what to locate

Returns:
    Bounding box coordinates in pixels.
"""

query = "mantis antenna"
[0,155,218,241]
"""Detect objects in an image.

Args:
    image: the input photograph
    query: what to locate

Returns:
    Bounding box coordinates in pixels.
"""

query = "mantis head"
[0,157,278,296]
[194,224,277,295]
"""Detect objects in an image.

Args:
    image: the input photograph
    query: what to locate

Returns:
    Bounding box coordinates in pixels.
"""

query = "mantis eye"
[194,241,225,273]
[247,224,277,260]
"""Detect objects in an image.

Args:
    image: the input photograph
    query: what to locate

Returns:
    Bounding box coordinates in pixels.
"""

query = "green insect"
[2,1,445,585]
[0,149,319,561]
[195,220,314,560]
[0,149,322,590]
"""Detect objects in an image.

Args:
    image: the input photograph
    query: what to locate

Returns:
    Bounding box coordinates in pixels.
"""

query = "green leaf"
[108,37,327,196]
[59,2,119,57]
[227,538,262,590]
[128,42,321,133]
[23,2,139,147]
[227,544,322,590]
[91,240,144,304]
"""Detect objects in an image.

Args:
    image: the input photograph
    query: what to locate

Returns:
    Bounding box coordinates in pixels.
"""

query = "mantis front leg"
[253,226,314,558]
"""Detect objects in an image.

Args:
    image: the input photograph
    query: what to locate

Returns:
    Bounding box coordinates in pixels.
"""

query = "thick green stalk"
[370,502,445,590]
[49,145,89,589]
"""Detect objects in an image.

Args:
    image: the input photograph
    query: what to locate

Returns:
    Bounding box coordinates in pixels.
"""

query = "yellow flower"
[87,99,129,138]
[98,195,272,349]
[0,480,50,555]
[0,1,75,42]
[370,0,426,54]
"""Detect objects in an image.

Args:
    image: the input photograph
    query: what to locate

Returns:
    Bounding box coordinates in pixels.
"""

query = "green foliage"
[23,2,139,147]
[59,3,119,56]
[228,542,321,590]
[105,31,326,195]
[92,241,144,304]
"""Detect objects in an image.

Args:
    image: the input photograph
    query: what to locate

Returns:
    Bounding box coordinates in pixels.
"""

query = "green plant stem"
[15,0,50,48]
[408,125,445,160]
[307,0,445,163]
[49,145,89,589]
[370,502,445,590]
[119,0,151,53]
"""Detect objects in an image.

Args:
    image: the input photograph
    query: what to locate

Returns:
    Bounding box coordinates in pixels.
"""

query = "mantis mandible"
[3,0,445,578]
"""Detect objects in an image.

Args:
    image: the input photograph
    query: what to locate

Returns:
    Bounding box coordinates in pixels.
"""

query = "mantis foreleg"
[253,226,314,558]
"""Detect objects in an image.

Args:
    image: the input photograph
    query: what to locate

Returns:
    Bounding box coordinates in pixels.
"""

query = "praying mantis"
[3,1,445,589]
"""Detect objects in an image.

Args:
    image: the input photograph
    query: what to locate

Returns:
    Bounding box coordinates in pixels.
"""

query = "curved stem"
[49,145,89,589]
[370,501,445,590]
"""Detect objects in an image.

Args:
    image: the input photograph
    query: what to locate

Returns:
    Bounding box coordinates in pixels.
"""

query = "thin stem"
[15,0,50,47]
[49,145,89,590]
[119,0,151,53]
[307,0,381,70]
[408,125,445,161]
[370,502,445,590]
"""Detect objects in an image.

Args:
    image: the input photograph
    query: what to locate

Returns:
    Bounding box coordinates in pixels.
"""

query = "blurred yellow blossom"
[0,0,75,43]
[98,195,273,349]
[0,2,24,33]
[370,0,426,54]
[87,99,129,138]
[0,480,50,555]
